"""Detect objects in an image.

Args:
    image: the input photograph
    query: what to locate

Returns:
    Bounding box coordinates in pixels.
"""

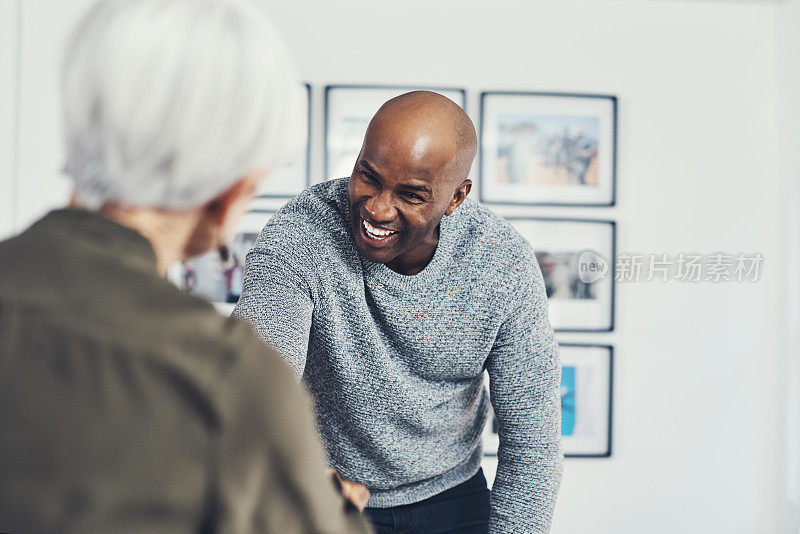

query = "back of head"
[62,0,302,210]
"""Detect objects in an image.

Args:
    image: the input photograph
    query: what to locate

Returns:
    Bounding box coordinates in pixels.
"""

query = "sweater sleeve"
[485,244,564,533]
[232,245,314,380]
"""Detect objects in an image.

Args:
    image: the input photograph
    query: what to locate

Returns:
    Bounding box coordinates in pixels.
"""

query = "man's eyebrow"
[359,160,381,177]
[400,183,432,195]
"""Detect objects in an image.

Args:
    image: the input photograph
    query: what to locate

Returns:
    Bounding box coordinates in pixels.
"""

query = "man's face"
[347,132,457,266]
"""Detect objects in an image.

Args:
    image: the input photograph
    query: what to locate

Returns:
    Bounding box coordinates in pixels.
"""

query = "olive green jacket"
[0,208,371,534]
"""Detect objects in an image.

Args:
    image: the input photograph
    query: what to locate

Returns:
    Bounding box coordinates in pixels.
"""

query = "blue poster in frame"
[561,365,576,437]
[482,343,612,458]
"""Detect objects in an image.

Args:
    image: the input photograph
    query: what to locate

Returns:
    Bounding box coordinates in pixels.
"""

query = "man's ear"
[445,179,472,216]
[204,171,262,225]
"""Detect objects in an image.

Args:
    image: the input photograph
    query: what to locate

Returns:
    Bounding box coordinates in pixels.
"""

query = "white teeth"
[363,219,396,238]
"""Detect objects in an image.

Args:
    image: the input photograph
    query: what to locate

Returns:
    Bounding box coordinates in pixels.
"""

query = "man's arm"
[485,247,564,533]
[232,246,313,379]
[214,326,372,533]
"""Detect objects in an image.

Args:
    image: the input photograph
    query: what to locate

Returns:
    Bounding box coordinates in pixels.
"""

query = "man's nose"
[366,189,396,223]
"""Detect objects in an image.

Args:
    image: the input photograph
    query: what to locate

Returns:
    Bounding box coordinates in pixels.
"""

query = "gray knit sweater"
[233,177,563,533]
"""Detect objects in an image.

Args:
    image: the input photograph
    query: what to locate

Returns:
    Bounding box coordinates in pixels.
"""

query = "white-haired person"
[0,0,371,532]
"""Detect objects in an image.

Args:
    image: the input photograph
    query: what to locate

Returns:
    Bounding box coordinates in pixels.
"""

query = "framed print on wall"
[507,217,616,332]
[482,344,613,458]
[559,343,613,457]
[251,83,311,203]
[324,85,466,180]
[170,210,273,315]
[479,91,617,206]
[482,395,499,457]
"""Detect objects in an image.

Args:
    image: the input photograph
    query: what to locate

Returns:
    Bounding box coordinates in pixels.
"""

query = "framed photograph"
[559,343,613,457]
[482,343,613,458]
[479,91,617,206]
[252,83,311,202]
[324,85,466,179]
[507,217,616,332]
[170,210,273,314]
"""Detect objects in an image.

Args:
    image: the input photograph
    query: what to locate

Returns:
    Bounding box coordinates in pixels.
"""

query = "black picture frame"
[479,91,617,207]
[255,83,312,200]
[324,84,467,180]
[558,343,614,458]
[504,216,616,332]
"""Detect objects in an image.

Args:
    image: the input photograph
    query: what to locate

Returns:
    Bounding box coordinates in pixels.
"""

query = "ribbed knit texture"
[233,177,563,533]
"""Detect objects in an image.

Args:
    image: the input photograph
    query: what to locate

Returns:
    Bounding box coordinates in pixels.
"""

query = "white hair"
[62,0,302,210]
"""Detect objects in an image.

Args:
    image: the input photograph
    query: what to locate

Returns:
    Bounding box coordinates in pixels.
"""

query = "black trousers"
[364,468,491,534]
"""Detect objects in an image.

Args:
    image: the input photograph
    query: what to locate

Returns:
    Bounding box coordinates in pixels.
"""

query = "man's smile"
[359,216,400,248]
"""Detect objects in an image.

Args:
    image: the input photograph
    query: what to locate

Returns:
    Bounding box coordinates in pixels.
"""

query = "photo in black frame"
[505,216,616,332]
[324,85,467,180]
[558,343,614,457]
[479,91,617,207]
[482,343,614,458]
[253,83,312,201]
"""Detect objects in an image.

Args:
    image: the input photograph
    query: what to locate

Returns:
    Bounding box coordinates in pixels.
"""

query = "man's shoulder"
[451,199,535,266]
[88,283,293,392]
[252,177,352,259]
[276,177,348,224]
[0,238,279,390]
[0,212,293,419]
[449,200,543,306]
[96,286,294,398]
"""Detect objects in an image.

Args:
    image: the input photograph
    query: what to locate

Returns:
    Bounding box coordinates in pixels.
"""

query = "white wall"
[13,0,93,233]
[0,0,19,237]
[777,1,800,532]
[3,0,796,532]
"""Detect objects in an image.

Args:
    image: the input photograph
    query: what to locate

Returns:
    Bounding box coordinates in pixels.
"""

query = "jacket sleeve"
[485,245,564,533]
[213,325,373,534]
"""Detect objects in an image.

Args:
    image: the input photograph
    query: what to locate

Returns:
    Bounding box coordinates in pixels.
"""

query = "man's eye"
[403,192,423,203]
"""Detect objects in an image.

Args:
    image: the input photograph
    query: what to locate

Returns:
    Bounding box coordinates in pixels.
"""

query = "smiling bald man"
[234,91,563,533]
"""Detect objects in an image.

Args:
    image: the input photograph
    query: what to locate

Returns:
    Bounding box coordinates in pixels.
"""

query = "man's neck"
[89,203,202,277]
[385,225,440,276]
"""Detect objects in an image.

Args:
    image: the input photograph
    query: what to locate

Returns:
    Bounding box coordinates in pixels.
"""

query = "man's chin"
[356,244,394,264]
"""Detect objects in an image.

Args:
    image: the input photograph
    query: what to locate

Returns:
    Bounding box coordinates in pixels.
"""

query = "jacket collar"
[30,208,159,274]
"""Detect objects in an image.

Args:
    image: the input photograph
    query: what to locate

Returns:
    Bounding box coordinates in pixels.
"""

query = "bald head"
[363,91,477,186]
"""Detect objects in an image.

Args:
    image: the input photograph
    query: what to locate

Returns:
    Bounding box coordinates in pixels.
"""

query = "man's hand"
[326,468,370,512]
